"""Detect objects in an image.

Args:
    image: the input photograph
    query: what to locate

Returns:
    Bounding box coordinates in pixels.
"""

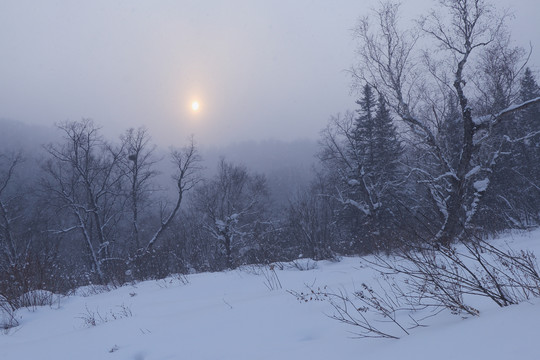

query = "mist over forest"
[1,1,540,358]
[0,118,318,207]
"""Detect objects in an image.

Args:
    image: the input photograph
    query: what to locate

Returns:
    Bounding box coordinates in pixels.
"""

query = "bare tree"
[43,119,125,283]
[0,152,24,269]
[140,136,201,253]
[193,159,269,269]
[352,0,540,243]
[0,151,37,305]
[120,127,159,249]
[286,173,337,259]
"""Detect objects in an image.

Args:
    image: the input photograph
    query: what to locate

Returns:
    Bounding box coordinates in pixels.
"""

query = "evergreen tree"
[479,68,540,229]
[373,94,402,176]
[353,84,378,170]
[515,68,540,224]
[440,92,463,169]
[520,67,540,137]
[319,84,404,252]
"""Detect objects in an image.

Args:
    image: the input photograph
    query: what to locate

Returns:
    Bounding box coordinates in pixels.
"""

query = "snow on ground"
[1,230,540,360]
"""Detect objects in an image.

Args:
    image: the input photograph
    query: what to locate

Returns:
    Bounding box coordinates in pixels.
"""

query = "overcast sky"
[1,0,539,147]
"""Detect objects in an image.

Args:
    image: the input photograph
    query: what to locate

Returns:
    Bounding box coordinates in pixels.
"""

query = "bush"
[294,237,540,339]
[0,295,18,330]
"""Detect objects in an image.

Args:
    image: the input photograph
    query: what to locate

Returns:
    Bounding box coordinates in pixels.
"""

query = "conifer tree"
[514,68,540,224]
[480,68,540,229]
[319,84,404,252]
[373,94,402,176]
[353,84,377,170]
[520,68,540,138]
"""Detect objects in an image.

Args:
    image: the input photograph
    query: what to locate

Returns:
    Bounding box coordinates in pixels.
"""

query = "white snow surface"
[473,178,490,192]
[2,231,540,359]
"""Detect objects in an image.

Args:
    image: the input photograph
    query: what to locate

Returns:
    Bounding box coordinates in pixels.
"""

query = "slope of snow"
[1,230,540,360]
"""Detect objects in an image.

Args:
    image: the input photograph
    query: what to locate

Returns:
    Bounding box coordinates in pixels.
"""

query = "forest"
[1,0,540,328]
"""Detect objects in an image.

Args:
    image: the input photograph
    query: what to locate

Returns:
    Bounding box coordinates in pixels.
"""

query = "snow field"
[1,230,539,359]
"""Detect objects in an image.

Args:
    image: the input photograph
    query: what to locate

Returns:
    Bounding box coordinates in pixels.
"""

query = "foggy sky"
[1,0,539,147]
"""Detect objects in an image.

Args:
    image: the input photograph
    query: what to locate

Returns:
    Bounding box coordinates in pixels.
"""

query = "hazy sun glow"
[191,101,200,111]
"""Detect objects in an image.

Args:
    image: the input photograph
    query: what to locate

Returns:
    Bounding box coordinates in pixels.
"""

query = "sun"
[191,101,200,111]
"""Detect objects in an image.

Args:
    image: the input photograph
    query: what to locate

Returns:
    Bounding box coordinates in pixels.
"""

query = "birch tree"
[351,0,540,244]
[43,119,125,283]
[120,127,158,250]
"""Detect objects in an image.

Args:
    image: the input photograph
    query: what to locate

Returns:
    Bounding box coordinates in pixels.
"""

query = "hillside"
[1,231,540,360]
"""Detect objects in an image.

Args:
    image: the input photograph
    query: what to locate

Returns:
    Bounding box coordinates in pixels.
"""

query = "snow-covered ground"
[1,230,540,360]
